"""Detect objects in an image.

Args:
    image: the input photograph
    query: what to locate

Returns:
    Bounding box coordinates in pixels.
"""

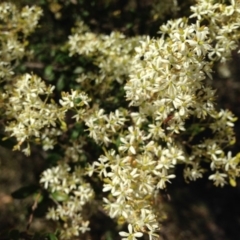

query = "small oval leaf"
[51,191,69,202]
[47,233,58,240]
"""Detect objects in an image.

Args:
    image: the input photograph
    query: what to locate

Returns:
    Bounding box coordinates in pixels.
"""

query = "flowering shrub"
[1,0,240,239]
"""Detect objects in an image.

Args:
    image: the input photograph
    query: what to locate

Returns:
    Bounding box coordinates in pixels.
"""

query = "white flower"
[154,169,176,189]
[119,224,143,240]
[209,171,227,187]
[79,221,90,233]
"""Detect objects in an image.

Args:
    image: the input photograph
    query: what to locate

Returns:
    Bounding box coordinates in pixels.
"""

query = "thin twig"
[26,192,41,231]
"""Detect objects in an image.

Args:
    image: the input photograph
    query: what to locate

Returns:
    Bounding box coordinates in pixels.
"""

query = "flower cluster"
[1,0,240,240]
[40,163,94,239]
[3,73,65,155]
[190,0,240,62]
[84,0,240,238]
[68,22,146,85]
[2,71,92,155]
[68,21,147,106]
[0,3,42,81]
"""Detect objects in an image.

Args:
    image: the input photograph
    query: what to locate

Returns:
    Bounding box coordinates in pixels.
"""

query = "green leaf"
[44,65,55,81]
[70,123,84,139]
[51,191,69,202]
[105,231,114,240]
[56,76,65,91]
[71,129,79,139]
[46,153,62,165]
[46,233,58,240]
[126,23,133,29]
[11,185,39,199]
[73,66,84,74]
[82,10,89,16]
